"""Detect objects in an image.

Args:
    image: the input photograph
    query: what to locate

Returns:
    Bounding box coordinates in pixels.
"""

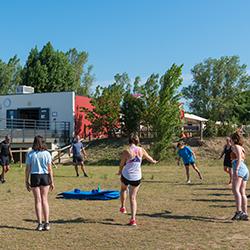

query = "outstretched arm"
[142,148,157,164]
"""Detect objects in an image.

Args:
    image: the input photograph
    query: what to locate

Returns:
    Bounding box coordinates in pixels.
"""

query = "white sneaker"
[187,180,191,184]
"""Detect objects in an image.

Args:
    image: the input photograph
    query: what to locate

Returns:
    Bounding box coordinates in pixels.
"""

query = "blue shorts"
[232,160,249,181]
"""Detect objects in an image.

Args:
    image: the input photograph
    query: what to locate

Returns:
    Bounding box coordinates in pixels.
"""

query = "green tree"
[87,81,125,137]
[234,90,250,123]
[182,56,250,122]
[153,64,183,159]
[21,42,89,93]
[0,55,21,94]
[77,65,95,96]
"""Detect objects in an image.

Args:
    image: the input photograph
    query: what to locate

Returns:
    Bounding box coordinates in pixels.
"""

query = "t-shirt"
[178,146,195,164]
[0,141,10,157]
[26,150,52,174]
[72,142,84,156]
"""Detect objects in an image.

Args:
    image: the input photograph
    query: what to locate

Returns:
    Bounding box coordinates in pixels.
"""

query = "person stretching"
[176,142,203,184]
[118,133,157,226]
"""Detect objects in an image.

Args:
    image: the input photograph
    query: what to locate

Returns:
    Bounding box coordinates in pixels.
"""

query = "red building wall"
[75,96,94,138]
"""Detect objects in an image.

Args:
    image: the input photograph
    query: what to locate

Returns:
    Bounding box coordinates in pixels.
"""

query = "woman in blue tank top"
[118,133,157,226]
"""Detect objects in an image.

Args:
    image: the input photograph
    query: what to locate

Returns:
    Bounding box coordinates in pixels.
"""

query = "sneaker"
[240,213,249,221]
[128,219,137,226]
[76,173,79,177]
[232,211,243,220]
[43,223,50,231]
[186,180,191,184]
[84,173,89,177]
[36,223,43,231]
[1,179,6,184]
[120,207,127,214]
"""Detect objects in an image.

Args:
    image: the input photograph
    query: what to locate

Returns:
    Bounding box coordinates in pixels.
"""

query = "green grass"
[0,158,250,250]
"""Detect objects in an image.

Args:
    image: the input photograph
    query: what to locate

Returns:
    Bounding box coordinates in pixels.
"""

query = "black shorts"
[0,156,10,166]
[184,162,195,167]
[30,174,51,187]
[73,155,84,164]
[224,160,232,168]
[121,175,141,187]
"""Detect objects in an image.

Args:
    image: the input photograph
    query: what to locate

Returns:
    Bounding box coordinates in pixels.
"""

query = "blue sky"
[1,0,250,88]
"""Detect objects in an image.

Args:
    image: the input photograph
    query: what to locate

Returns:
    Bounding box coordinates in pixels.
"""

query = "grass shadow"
[0,225,34,231]
[24,217,126,227]
[207,193,232,197]
[192,198,234,203]
[137,210,232,224]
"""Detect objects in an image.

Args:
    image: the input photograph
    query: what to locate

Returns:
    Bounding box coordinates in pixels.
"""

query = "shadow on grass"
[0,225,34,231]
[142,180,203,186]
[137,210,232,223]
[24,217,126,227]
[195,188,232,191]
[191,198,234,203]
[207,193,232,197]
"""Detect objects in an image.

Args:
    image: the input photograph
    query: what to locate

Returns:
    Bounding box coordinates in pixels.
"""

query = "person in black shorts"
[0,135,14,183]
[219,137,233,184]
[25,135,55,231]
[70,135,88,177]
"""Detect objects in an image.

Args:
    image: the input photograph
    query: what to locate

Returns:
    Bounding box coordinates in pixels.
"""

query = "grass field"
[1,158,250,250]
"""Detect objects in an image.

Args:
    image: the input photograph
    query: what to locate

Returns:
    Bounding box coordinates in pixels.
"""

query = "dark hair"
[177,141,184,148]
[231,132,243,146]
[32,135,47,151]
[129,133,140,145]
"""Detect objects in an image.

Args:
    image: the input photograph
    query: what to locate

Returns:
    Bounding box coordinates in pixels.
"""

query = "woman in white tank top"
[118,133,157,226]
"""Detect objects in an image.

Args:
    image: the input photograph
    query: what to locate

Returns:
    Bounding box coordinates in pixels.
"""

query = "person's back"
[122,145,143,181]
[26,150,51,174]
[0,140,10,156]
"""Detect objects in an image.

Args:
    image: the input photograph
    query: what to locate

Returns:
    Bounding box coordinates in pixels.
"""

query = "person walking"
[70,135,88,177]
[25,135,55,231]
[0,135,14,183]
[118,133,157,226]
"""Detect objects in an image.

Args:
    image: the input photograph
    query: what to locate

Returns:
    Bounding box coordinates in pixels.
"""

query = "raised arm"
[142,148,157,164]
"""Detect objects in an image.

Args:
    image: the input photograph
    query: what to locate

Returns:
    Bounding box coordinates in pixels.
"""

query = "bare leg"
[120,182,128,208]
[232,175,243,212]
[32,187,42,224]
[240,180,248,214]
[228,168,232,184]
[129,185,140,220]
[74,164,79,176]
[191,164,203,179]
[40,186,50,223]
[185,165,190,182]
[5,164,10,173]
[80,162,88,176]
[1,166,5,180]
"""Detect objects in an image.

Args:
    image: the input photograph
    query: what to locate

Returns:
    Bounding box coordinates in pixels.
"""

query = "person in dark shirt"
[0,135,14,183]
[219,137,233,184]
[70,135,88,177]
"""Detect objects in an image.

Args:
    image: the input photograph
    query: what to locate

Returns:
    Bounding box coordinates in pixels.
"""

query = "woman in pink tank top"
[118,133,157,226]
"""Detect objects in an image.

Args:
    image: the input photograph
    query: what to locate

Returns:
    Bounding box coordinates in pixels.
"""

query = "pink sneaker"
[128,219,137,226]
[120,207,127,214]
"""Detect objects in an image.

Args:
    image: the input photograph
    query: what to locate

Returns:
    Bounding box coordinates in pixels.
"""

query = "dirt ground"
[1,154,250,249]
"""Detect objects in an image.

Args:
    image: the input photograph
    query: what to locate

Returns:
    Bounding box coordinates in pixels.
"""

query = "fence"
[0,118,71,143]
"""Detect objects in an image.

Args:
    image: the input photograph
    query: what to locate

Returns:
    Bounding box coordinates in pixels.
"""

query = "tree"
[21,42,89,93]
[87,81,125,137]
[0,55,21,94]
[182,56,250,122]
[121,76,145,134]
[77,65,95,96]
[234,90,250,123]
[153,64,183,159]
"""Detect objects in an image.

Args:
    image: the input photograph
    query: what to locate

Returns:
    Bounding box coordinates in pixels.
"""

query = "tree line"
[1,43,250,157]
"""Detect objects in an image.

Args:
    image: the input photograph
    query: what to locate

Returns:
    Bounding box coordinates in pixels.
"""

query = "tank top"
[122,145,142,181]
[224,145,232,162]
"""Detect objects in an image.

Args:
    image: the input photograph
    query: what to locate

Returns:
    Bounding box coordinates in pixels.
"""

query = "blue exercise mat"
[59,189,120,200]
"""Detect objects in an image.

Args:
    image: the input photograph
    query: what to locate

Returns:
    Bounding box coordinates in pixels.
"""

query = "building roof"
[184,113,208,122]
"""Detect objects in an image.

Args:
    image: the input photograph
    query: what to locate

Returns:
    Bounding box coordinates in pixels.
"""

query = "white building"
[0,89,75,146]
